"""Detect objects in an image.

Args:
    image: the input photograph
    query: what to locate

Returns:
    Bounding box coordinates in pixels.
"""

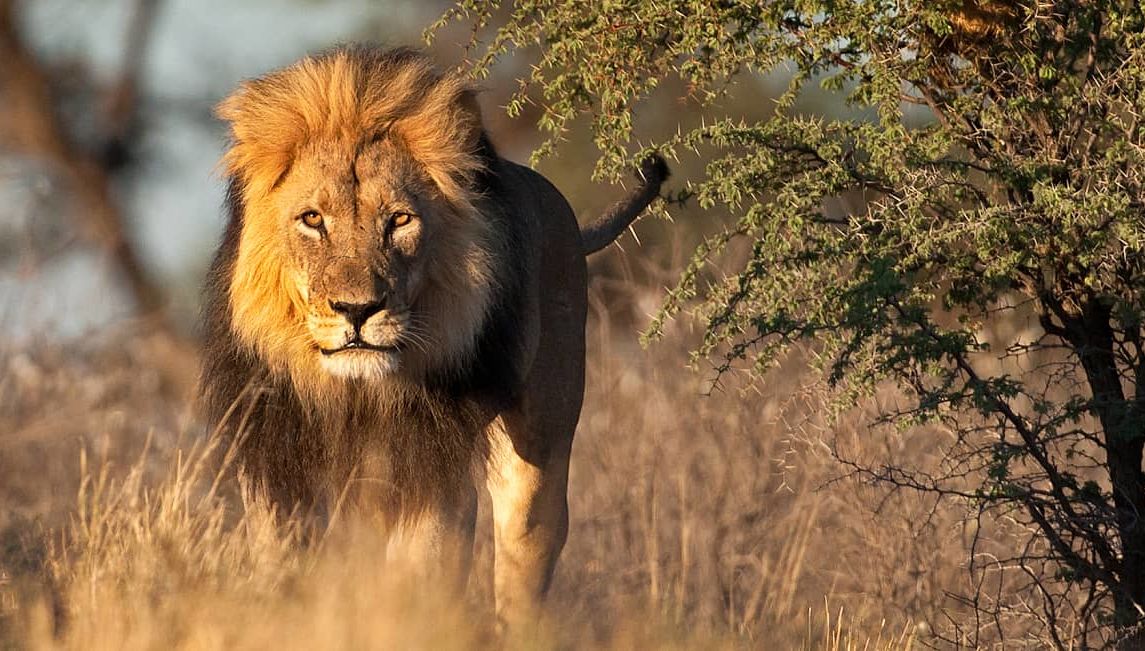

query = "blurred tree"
[435,1,1145,647]
[0,0,166,326]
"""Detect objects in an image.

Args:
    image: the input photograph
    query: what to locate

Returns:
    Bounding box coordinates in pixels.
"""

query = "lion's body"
[201,46,664,624]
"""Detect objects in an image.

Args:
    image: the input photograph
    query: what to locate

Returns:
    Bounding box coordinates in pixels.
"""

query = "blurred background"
[0,1,989,647]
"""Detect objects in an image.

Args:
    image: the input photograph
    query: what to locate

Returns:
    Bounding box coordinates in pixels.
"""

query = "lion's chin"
[318,348,401,379]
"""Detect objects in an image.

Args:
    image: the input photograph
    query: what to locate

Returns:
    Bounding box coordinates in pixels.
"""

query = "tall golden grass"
[0,278,979,649]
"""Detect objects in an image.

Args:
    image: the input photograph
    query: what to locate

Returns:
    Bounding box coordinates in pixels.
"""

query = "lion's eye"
[392,212,414,228]
[299,211,324,230]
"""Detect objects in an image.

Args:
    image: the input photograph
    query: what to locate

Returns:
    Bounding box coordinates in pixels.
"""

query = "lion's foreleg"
[384,483,478,592]
[485,413,573,630]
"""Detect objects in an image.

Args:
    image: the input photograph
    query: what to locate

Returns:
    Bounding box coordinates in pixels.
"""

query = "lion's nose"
[329,298,386,330]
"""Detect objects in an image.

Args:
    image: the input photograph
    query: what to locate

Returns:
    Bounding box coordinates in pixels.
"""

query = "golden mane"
[214,48,491,391]
[217,47,483,204]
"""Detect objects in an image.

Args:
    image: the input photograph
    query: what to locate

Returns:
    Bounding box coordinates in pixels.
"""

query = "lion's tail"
[580,154,670,256]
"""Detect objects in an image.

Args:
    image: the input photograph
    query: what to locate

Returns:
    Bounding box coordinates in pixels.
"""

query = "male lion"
[200,46,667,624]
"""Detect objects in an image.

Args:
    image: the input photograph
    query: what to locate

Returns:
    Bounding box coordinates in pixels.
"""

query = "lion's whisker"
[402,321,437,351]
[399,329,432,355]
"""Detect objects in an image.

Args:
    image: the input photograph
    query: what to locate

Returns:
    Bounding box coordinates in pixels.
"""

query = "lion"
[199,45,668,625]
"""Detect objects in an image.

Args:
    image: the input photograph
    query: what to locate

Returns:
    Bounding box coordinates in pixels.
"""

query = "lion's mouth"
[319,338,402,356]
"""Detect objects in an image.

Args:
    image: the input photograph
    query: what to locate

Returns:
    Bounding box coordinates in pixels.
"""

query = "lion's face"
[274,138,445,379]
[229,133,497,385]
[218,49,497,390]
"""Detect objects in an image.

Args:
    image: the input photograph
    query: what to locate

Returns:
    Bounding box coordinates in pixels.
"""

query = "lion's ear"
[456,89,484,151]
[215,81,304,196]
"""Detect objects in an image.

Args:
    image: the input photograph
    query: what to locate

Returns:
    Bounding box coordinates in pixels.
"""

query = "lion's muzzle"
[310,291,410,378]
[330,298,386,331]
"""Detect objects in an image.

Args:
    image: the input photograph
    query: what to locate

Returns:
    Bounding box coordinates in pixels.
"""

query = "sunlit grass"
[0,288,940,649]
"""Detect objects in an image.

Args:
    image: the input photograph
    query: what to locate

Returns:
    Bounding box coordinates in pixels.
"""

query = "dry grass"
[0,279,983,649]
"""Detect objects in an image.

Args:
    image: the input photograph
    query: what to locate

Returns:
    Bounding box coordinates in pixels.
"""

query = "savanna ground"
[2,248,1043,650]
